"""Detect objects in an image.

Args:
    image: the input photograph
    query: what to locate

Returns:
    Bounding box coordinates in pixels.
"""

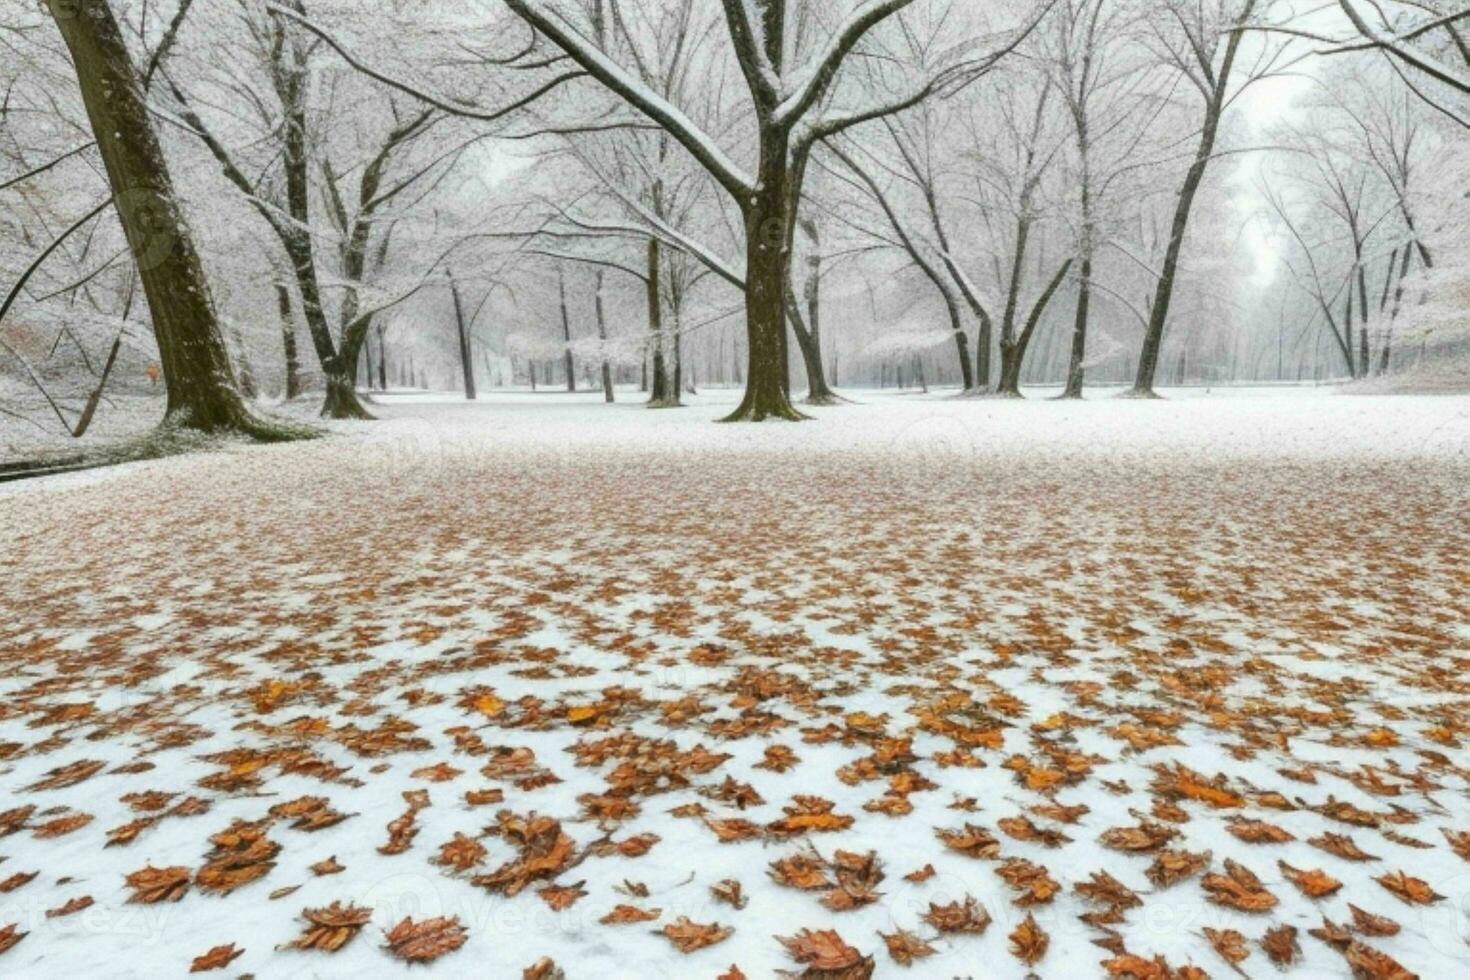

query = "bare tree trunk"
[594,270,614,402]
[647,239,674,406]
[557,269,576,393]
[449,271,477,400]
[1130,0,1257,397]
[999,258,1072,396]
[49,0,294,439]
[1062,254,1091,399]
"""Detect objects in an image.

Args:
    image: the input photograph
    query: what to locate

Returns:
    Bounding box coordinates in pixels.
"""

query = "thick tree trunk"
[646,239,674,406]
[50,1,293,439]
[999,258,1072,397]
[725,133,803,422]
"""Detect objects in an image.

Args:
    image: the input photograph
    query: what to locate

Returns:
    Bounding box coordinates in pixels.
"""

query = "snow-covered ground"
[1,388,1468,978]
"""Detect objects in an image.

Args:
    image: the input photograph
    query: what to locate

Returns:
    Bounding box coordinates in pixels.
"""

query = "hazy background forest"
[2,0,1468,453]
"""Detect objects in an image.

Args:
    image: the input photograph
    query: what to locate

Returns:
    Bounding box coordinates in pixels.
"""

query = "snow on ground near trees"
[1,388,1468,979]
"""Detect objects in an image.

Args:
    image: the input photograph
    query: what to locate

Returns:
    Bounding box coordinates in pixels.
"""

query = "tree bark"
[999,258,1072,396]
[49,0,293,439]
[277,284,303,399]
[557,269,576,393]
[595,270,614,402]
[1129,1,1255,397]
[449,271,477,400]
[1062,254,1091,399]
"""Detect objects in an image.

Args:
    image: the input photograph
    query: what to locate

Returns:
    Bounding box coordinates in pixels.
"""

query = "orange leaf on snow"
[0,923,28,955]
[1278,861,1342,898]
[1009,913,1050,966]
[1260,924,1300,966]
[600,904,661,925]
[1375,870,1444,905]
[1201,860,1277,913]
[189,943,244,973]
[280,902,373,953]
[880,928,936,966]
[45,896,93,918]
[125,865,190,904]
[778,928,873,976]
[383,916,468,963]
[659,916,732,953]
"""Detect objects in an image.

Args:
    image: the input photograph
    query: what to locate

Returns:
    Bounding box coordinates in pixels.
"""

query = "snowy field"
[1,388,1468,978]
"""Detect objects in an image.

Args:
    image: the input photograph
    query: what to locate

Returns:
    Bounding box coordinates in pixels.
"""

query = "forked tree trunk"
[49,1,292,439]
[998,258,1072,397]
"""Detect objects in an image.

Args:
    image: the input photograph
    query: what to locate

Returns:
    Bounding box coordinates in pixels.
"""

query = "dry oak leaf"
[880,928,936,966]
[45,895,93,918]
[383,915,468,963]
[1260,924,1300,967]
[1349,904,1401,937]
[1443,828,1470,862]
[433,833,488,872]
[660,916,733,953]
[1201,859,1277,913]
[310,856,344,876]
[1101,953,1184,978]
[125,865,191,904]
[25,759,105,791]
[1226,818,1295,844]
[196,819,280,895]
[189,943,244,973]
[1340,941,1418,980]
[770,852,834,891]
[1075,870,1143,911]
[716,967,747,980]
[999,815,1071,847]
[600,904,661,925]
[1203,927,1249,971]
[778,928,874,977]
[937,824,1001,859]
[924,896,991,934]
[995,858,1060,906]
[1151,764,1244,808]
[0,872,36,894]
[1310,832,1379,862]
[537,881,587,911]
[0,806,34,838]
[903,864,935,883]
[1010,913,1050,966]
[1146,849,1211,888]
[1374,870,1444,905]
[0,923,27,956]
[33,812,93,838]
[472,811,576,896]
[281,902,373,953]
[706,817,764,843]
[1278,860,1342,898]
[106,816,159,847]
[711,878,748,910]
[1100,820,1178,853]
[523,956,565,980]
[768,796,855,836]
